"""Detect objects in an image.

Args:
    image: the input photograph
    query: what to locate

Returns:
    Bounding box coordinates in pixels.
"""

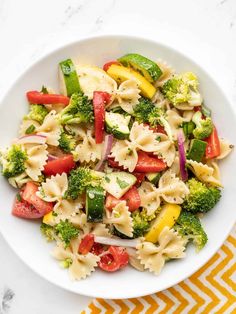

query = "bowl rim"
[0,33,235,299]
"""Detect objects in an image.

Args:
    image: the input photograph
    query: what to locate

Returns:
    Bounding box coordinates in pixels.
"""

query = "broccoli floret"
[162,72,202,106]
[64,167,103,200]
[183,178,221,213]
[132,211,150,238]
[59,132,76,153]
[55,219,79,247]
[27,104,48,124]
[133,97,155,123]
[174,211,208,251]
[60,93,94,124]
[60,258,73,268]
[1,145,27,178]
[192,111,213,139]
[40,223,55,242]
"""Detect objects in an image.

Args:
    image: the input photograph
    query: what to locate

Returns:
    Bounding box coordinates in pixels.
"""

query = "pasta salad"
[0,53,234,280]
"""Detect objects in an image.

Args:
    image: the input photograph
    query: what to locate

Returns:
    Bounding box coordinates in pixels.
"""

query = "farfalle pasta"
[0,52,232,281]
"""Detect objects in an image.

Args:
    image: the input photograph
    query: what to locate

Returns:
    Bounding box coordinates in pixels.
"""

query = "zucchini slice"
[118,53,162,83]
[103,172,137,199]
[187,139,207,162]
[86,186,105,222]
[107,64,156,99]
[105,112,131,139]
[59,59,81,96]
[146,172,161,185]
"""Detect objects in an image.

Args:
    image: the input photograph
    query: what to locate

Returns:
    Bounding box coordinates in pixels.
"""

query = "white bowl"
[0,35,235,299]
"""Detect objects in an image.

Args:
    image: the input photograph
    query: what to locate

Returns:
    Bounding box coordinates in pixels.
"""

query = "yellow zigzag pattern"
[82,226,236,314]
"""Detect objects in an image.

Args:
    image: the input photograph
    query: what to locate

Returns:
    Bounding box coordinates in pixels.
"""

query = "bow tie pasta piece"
[37,173,68,202]
[187,159,222,187]
[130,122,159,152]
[217,138,234,160]
[24,144,48,181]
[52,199,83,226]
[113,80,141,114]
[152,89,170,110]
[158,170,190,204]
[52,237,100,280]
[104,201,133,237]
[37,110,61,146]
[137,227,186,275]
[75,65,117,99]
[74,129,102,163]
[153,133,176,167]
[111,123,160,172]
[169,156,180,177]
[110,140,138,172]
[138,181,161,216]
[155,59,175,88]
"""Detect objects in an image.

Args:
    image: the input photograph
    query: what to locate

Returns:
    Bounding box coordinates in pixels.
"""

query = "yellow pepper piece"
[43,211,54,225]
[107,64,156,99]
[145,204,181,243]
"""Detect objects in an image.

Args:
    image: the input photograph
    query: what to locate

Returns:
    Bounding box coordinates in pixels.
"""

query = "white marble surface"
[0,0,236,313]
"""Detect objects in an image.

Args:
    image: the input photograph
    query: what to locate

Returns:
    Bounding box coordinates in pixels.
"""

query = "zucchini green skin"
[59,59,81,96]
[187,139,207,162]
[118,53,162,83]
[105,124,129,140]
[86,186,105,223]
[105,112,131,140]
[146,172,161,185]
[182,121,195,137]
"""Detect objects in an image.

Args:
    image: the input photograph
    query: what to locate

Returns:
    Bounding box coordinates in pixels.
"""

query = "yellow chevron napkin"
[82,225,236,314]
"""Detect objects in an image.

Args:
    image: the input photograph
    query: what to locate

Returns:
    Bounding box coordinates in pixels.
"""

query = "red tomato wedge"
[43,154,75,176]
[93,91,111,144]
[205,126,221,159]
[91,243,104,256]
[12,197,44,219]
[135,151,167,173]
[133,172,146,186]
[106,186,141,212]
[98,246,129,272]
[26,91,70,106]
[22,182,53,215]
[107,157,124,170]
[144,123,166,134]
[79,234,95,255]
[103,61,120,72]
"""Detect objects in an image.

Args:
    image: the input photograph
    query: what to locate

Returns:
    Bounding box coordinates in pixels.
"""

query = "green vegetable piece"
[182,178,221,213]
[201,104,211,117]
[59,131,76,153]
[146,172,161,185]
[25,124,36,134]
[40,223,55,242]
[174,211,208,251]
[64,167,103,200]
[162,72,202,106]
[187,139,207,162]
[133,97,155,123]
[116,177,129,189]
[1,144,28,178]
[182,121,195,137]
[118,53,162,83]
[192,111,213,140]
[105,112,131,140]
[60,93,94,124]
[41,86,49,94]
[55,219,79,247]
[59,59,81,96]
[132,211,150,238]
[27,104,48,124]
[86,186,104,223]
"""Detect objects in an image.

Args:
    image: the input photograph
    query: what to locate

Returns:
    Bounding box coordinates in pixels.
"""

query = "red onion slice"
[95,134,113,171]
[177,129,188,182]
[14,134,47,145]
[94,236,140,248]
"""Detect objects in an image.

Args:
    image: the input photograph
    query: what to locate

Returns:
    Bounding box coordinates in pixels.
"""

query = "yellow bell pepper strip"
[107,64,156,99]
[43,211,54,225]
[145,204,181,243]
